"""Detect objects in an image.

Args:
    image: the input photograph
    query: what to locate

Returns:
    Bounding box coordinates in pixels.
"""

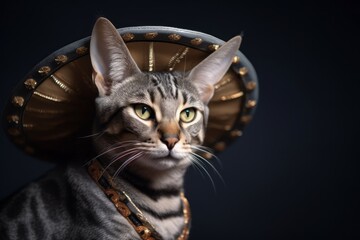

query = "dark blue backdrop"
[1,1,359,239]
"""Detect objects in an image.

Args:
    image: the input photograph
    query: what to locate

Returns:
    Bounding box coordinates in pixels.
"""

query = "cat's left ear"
[90,17,141,96]
[188,36,241,104]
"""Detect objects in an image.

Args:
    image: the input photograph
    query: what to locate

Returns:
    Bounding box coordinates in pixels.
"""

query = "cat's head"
[90,18,241,172]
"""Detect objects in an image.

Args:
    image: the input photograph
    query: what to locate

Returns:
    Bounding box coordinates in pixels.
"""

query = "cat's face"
[94,72,207,170]
[90,18,241,172]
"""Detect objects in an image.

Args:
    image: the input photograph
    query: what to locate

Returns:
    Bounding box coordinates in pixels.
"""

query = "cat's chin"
[136,155,191,171]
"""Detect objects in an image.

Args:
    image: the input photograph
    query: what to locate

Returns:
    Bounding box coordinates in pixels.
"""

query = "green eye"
[180,108,196,123]
[134,104,154,120]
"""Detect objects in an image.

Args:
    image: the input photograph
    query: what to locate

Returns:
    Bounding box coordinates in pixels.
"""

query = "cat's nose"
[161,133,179,150]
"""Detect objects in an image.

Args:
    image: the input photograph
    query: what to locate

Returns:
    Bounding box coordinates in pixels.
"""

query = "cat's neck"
[123,164,188,191]
[97,157,189,200]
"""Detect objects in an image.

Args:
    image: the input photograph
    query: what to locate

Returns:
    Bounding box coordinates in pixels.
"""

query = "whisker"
[191,151,225,186]
[103,147,144,173]
[82,140,140,167]
[112,152,143,179]
[190,154,217,193]
[77,131,104,139]
[93,141,139,158]
[189,158,206,179]
[190,145,222,168]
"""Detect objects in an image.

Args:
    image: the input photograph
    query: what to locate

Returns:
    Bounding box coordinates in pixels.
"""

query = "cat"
[0,17,241,240]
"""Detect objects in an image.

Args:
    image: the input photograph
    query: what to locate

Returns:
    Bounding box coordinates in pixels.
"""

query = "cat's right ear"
[90,17,141,96]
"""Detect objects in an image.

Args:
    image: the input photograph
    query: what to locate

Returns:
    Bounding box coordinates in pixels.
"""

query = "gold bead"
[208,44,220,51]
[54,54,68,64]
[12,96,24,107]
[190,37,203,46]
[214,142,226,151]
[224,125,232,131]
[232,55,240,64]
[144,32,158,39]
[76,46,88,55]
[168,33,181,41]
[121,33,135,41]
[239,67,248,76]
[24,78,37,89]
[38,66,51,75]
[7,115,19,124]
[230,129,243,138]
[246,81,257,91]
[246,100,257,108]
[240,115,252,124]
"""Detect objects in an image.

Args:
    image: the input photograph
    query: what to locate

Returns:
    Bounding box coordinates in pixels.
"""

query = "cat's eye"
[180,108,196,123]
[134,104,154,120]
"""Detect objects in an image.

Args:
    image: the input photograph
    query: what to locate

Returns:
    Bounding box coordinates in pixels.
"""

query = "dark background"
[1,1,359,239]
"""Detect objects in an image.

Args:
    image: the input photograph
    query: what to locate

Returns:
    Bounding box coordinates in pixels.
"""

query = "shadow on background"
[0,1,359,239]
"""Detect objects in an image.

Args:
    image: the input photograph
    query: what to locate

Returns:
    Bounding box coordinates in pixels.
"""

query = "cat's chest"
[86,165,187,240]
[112,186,186,239]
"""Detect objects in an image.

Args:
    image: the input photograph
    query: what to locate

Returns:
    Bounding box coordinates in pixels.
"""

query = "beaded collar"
[87,160,190,240]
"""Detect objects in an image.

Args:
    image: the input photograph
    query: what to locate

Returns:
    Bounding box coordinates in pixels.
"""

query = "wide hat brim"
[2,26,258,161]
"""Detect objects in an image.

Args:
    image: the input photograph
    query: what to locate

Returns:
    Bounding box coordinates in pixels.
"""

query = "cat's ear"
[188,36,241,104]
[90,17,141,96]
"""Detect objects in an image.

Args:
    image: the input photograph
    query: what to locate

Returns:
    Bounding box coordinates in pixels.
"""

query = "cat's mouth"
[155,149,188,161]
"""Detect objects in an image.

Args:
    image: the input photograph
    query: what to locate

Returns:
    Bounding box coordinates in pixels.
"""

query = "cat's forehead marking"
[149,73,181,100]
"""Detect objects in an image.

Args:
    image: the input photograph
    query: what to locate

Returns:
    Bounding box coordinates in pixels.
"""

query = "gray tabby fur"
[0,17,241,240]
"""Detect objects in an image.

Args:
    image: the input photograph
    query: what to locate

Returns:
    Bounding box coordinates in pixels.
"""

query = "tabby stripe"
[173,77,178,88]
[122,172,181,200]
[157,86,165,99]
[151,77,159,86]
[182,91,188,105]
[148,89,155,103]
[140,205,183,220]
[170,77,178,99]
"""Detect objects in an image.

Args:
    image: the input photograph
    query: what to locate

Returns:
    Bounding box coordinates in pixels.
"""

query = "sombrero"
[2,23,258,161]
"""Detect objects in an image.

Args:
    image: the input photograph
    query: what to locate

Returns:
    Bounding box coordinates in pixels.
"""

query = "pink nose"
[161,134,179,150]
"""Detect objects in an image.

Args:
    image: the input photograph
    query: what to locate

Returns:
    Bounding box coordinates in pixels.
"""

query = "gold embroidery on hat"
[214,78,232,90]
[26,107,65,114]
[168,47,189,71]
[22,123,34,128]
[148,42,155,72]
[33,91,63,102]
[51,75,75,93]
[219,92,244,101]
